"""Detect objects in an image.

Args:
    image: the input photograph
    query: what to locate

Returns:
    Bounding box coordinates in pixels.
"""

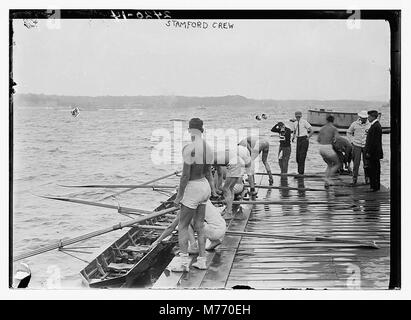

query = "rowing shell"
[80,193,179,288]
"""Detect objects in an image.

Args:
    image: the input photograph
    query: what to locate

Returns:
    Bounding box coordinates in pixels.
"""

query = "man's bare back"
[183,137,214,181]
[318,123,338,145]
[238,136,269,153]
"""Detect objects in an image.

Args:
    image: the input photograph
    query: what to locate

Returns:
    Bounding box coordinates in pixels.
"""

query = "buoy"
[261,113,267,120]
[255,115,261,121]
[71,107,80,118]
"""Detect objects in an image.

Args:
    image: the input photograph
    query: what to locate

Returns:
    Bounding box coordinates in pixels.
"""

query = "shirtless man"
[238,136,274,187]
[317,115,340,188]
[172,118,214,271]
[213,145,252,220]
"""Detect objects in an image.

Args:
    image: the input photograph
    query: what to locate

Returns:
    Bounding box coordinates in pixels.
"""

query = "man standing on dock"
[347,110,371,185]
[172,118,214,271]
[365,110,383,192]
[292,111,313,175]
[317,115,340,188]
[271,121,292,174]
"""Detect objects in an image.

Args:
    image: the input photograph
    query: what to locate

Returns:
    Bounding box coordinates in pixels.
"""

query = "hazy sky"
[13,19,390,100]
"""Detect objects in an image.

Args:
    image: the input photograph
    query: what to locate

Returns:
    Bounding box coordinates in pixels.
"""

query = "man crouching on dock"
[149,199,226,255]
[171,118,214,271]
[238,136,274,187]
[213,145,252,220]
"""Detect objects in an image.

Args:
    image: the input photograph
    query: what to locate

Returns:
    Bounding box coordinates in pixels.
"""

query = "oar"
[244,185,325,192]
[256,172,324,178]
[212,200,334,206]
[36,195,151,215]
[13,206,179,262]
[99,170,181,201]
[58,183,324,192]
[134,225,378,249]
[225,230,379,249]
[58,184,179,189]
[159,199,356,208]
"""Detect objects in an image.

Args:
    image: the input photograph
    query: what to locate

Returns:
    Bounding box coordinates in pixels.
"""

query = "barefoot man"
[238,136,274,188]
[317,115,340,188]
[171,118,214,271]
[213,144,252,220]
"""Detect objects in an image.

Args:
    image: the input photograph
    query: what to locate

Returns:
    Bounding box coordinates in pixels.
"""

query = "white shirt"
[347,120,371,148]
[229,145,251,165]
[293,118,312,137]
[204,200,226,232]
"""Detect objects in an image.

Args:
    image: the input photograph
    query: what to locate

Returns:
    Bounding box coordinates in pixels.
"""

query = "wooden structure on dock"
[154,175,390,290]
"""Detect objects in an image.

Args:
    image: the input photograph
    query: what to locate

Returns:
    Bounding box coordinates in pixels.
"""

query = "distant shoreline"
[13,93,388,110]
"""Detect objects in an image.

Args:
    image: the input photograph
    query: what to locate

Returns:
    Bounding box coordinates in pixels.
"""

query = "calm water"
[12,104,391,288]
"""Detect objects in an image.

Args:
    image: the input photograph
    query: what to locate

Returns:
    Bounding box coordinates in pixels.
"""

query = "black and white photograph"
[8,8,400,294]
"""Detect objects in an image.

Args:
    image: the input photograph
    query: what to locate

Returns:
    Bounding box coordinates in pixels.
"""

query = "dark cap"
[326,115,334,123]
[367,110,379,118]
[188,118,204,132]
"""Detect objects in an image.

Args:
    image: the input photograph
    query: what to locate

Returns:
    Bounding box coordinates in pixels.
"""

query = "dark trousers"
[278,146,291,173]
[368,157,381,190]
[352,145,369,178]
[296,137,309,174]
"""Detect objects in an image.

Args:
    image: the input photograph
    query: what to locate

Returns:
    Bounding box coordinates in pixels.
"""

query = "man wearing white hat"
[347,110,371,185]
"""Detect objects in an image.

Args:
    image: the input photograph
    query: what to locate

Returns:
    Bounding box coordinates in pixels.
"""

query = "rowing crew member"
[211,165,247,217]
[332,136,353,175]
[238,136,274,186]
[212,145,251,220]
[317,115,340,188]
[172,118,214,271]
[271,121,292,174]
[212,166,246,199]
[150,199,226,255]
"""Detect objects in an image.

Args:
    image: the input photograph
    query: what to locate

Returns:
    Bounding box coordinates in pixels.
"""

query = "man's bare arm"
[175,161,191,204]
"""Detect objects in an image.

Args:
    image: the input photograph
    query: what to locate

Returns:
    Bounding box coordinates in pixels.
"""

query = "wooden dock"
[153,174,390,290]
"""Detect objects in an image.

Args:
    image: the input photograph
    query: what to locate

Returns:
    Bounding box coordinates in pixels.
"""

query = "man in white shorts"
[213,145,251,219]
[212,167,245,198]
[317,115,340,188]
[173,118,214,271]
[149,200,227,254]
[189,200,226,251]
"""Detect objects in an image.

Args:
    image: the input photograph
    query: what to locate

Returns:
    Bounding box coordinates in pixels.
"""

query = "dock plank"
[198,204,254,288]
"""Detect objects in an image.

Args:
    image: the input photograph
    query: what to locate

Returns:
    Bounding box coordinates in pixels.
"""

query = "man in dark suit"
[365,110,383,191]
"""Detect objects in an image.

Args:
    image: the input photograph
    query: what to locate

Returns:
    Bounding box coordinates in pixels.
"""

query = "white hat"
[358,110,368,118]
